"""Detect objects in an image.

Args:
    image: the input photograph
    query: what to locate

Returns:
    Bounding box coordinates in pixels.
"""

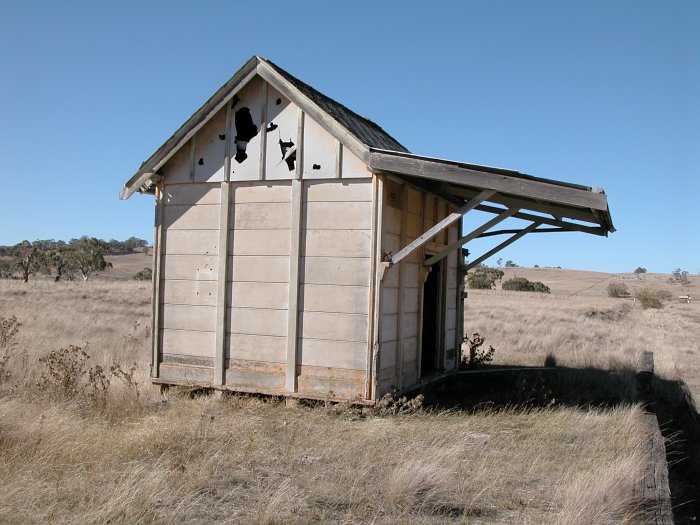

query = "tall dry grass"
[0,270,673,523]
[0,393,650,524]
[465,288,700,401]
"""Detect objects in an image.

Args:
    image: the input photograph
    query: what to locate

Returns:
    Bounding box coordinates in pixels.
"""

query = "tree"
[633,267,647,274]
[467,267,504,289]
[11,241,45,283]
[46,247,75,282]
[496,258,503,268]
[505,260,518,268]
[672,268,690,286]
[67,237,112,281]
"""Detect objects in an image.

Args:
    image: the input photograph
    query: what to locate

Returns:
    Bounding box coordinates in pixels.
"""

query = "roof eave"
[120,55,260,200]
[368,149,615,235]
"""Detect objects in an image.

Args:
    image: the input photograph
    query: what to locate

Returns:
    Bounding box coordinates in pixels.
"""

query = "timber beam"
[389,189,496,265]
[465,222,542,271]
[475,203,606,236]
[424,207,519,267]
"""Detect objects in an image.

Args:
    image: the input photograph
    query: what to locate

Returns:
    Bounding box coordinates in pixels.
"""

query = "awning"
[367,148,614,269]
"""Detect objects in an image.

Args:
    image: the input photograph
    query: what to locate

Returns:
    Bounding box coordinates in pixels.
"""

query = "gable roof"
[120,56,613,235]
[263,59,408,153]
[120,55,407,199]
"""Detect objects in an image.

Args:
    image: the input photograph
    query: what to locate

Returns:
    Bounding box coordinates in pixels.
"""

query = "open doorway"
[421,257,444,378]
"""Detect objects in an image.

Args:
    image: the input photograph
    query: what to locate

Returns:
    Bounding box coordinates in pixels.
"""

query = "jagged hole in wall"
[234,107,258,163]
[279,139,296,171]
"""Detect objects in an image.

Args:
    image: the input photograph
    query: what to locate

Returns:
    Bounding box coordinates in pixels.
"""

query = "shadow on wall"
[416,365,700,524]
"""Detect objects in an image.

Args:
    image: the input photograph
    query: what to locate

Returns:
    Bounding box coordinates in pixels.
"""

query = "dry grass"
[0,394,649,524]
[468,267,700,401]
[1,265,690,523]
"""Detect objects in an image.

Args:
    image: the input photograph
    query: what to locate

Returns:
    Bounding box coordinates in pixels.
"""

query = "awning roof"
[368,148,615,236]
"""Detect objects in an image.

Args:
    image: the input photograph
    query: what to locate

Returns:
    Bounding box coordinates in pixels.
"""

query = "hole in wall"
[275,98,281,105]
[218,134,225,141]
[266,122,278,132]
[312,164,321,170]
[279,139,296,171]
[198,158,204,165]
[234,107,258,163]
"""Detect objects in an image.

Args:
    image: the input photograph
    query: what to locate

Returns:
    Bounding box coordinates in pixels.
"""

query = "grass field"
[0,260,697,523]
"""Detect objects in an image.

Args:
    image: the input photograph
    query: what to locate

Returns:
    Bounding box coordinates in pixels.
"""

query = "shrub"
[607,282,629,298]
[633,267,647,274]
[502,277,551,293]
[37,345,109,403]
[635,288,669,309]
[133,267,153,281]
[466,267,503,290]
[544,353,557,367]
[461,332,495,369]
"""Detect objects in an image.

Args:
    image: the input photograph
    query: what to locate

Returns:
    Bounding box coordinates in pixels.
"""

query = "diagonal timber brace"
[389,189,496,265]
[465,221,542,271]
[424,207,519,267]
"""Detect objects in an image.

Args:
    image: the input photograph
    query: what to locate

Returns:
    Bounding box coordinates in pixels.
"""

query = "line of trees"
[0,236,148,257]
[0,236,148,282]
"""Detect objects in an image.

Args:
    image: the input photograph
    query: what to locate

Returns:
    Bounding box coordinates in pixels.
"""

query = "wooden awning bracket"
[424,207,519,267]
[465,221,542,271]
[388,189,496,266]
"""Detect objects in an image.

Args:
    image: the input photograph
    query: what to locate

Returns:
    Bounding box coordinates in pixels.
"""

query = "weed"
[544,353,557,367]
[461,332,496,369]
[37,344,110,405]
[371,390,424,416]
[110,362,140,398]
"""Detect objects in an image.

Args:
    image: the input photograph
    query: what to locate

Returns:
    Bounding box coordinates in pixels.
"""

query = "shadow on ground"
[413,365,700,524]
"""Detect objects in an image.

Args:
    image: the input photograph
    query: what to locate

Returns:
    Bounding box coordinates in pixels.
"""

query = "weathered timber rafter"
[465,222,542,271]
[449,185,600,225]
[369,150,608,210]
[477,227,568,239]
[424,207,519,267]
[389,189,496,265]
[475,203,606,236]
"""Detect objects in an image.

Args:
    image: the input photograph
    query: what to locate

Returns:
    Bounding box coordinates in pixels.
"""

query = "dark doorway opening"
[421,258,442,378]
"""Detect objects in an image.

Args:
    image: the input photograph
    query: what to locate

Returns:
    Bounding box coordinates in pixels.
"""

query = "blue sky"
[1,1,698,273]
